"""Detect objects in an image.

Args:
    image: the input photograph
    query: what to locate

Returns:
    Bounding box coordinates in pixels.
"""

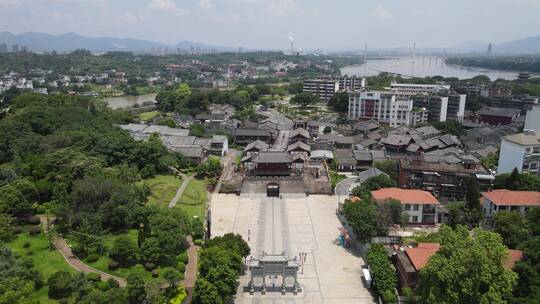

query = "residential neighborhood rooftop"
[482,189,540,206]
[372,188,440,205]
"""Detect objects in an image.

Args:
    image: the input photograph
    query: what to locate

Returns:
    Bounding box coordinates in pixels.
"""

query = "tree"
[343,198,383,243]
[189,124,206,137]
[192,279,222,304]
[511,237,540,303]
[351,174,395,197]
[290,92,319,107]
[527,207,540,236]
[287,82,303,94]
[377,199,407,227]
[494,169,540,191]
[195,156,222,178]
[0,184,31,217]
[416,226,517,304]
[0,214,15,242]
[465,176,483,225]
[9,178,39,203]
[127,273,146,304]
[374,160,398,182]
[109,235,138,267]
[446,202,469,228]
[48,271,74,299]
[204,233,250,258]
[323,126,332,134]
[327,91,349,113]
[0,277,36,304]
[493,211,529,249]
[176,83,192,99]
[366,244,397,298]
[163,267,182,289]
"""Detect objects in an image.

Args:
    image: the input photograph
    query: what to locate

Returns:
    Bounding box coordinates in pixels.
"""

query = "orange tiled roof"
[405,243,441,271]
[372,188,439,205]
[506,249,524,270]
[482,189,540,206]
[406,243,523,271]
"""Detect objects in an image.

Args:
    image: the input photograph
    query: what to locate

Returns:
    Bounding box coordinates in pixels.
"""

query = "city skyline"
[1,0,540,51]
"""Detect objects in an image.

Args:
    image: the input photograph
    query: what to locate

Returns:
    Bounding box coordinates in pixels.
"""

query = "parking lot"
[211,186,375,304]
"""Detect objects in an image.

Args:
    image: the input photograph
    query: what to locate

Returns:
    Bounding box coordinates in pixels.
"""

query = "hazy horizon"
[1,0,539,51]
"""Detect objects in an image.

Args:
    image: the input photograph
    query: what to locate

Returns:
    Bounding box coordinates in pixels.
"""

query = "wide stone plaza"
[210,181,375,304]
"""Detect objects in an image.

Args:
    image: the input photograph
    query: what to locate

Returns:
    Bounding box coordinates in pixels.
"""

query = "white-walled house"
[371,188,441,225]
[482,189,540,219]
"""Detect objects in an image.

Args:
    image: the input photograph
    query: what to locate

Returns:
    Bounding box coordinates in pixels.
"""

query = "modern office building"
[410,95,448,122]
[348,91,428,127]
[486,95,539,114]
[498,131,540,175]
[303,79,339,101]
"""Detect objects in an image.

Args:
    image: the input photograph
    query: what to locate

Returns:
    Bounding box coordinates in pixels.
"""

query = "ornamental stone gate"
[247,251,300,295]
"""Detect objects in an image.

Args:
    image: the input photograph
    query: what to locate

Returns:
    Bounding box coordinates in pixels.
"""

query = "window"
[412,216,419,223]
[413,204,419,211]
[405,204,411,211]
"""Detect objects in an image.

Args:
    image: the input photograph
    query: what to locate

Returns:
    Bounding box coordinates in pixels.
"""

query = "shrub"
[71,244,85,258]
[194,239,203,246]
[48,271,73,299]
[109,235,138,267]
[13,226,23,234]
[27,216,41,225]
[26,250,34,256]
[22,241,31,248]
[86,272,101,282]
[178,272,185,281]
[86,253,100,263]
[152,269,159,278]
[144,262,156,271]
[58,299,68,304]
[382,289,397,304]
[177,252,189,264]
[35,205,47,214]
[108,260,119,270]
[176,262,186,273]
[97,281,109,291]
[28,226,41,235]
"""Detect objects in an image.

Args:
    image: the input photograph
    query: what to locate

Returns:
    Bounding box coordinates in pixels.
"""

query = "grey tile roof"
[252,152,292,163]
[236,129,271,137]
[143,125,190,137]
[287,141,311,152]
[478,107,521,117]
[172,146,204,158]
[380,134,412,146]
[504,132,540,146]
[353,150,373,162]
[335,149,356,165]
[244,140,270,152]
[289,128,310,139]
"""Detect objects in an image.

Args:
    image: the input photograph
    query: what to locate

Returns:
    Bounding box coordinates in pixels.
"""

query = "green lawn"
[139,111,160,121]
[7,232,76,304]
[141,174,182,206]
[175,178,208,219]
[82,229,155,281]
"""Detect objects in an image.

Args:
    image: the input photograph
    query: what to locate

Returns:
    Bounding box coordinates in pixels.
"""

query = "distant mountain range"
[0,31,236,53]
[2,31,540,55]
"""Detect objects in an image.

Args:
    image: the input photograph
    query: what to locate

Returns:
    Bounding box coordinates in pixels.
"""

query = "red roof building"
[371,188,442,225]
[396,243,522,288]
[482,189,540,219]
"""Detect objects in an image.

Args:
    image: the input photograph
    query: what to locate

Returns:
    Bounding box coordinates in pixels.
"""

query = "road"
[214,148,240,193]
[39,216,127,287]
[271,130,290,151]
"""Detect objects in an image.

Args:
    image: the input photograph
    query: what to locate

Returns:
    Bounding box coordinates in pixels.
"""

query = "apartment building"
[390,82,450,97]
[303,79,339,101]
[399,156,494,201]
[320,75,366,91]
[348,91,428,127]
[498,131,540,175]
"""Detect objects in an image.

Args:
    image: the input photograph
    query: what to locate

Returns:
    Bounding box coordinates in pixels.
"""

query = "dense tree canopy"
[417,226,517,304]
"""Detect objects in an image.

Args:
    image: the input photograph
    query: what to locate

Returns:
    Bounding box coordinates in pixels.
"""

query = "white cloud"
[199,0,213,10]
[149,0,188,15]
[370,5,394,20]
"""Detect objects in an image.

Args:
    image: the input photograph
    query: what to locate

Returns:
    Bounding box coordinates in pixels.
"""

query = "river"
[341,57,526,80]
[103,94,157,109]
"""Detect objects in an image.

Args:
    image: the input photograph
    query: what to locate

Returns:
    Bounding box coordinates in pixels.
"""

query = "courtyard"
[210,182,375,304]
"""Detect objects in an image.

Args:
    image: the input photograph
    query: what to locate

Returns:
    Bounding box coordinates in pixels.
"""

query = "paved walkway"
[181,235,199,303]
[39,216,126,287]
[169,174,194,208]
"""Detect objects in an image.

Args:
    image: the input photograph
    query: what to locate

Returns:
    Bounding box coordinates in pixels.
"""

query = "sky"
[0,0,539,50]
